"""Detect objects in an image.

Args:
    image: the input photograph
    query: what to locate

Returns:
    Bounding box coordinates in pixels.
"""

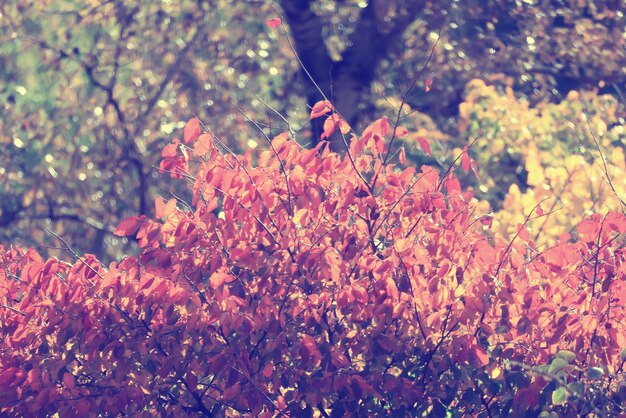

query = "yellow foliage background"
[394,79,626,245]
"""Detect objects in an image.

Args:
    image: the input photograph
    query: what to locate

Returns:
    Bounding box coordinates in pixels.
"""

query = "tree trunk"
[281,0,425,152]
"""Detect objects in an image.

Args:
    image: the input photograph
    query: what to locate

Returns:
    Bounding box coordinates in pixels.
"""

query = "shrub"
[1,115,624,416]
[458,79,626,243]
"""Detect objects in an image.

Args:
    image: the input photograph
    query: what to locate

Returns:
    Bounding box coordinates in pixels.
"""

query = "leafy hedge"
[1,114,625,416]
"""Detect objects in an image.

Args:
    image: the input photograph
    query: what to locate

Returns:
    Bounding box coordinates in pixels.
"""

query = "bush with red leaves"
[1,114,625,416]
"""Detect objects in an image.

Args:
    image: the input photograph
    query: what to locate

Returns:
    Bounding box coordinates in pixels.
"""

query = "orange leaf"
[394,126,409,137]
[310,100,334,119]
[386,277,399,300]
[183,117,201,144]
[373,117,390,138]
[155,197,177,218]
[209,271,236,289]
[338,117,351,134]
[321,115,337,140]
[193,133,213,157]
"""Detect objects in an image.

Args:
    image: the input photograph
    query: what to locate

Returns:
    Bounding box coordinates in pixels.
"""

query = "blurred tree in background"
[0,0,301,261]
[1,0,624,261]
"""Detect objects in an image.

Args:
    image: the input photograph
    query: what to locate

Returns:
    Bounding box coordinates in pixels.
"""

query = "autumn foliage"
[1,114,625,416]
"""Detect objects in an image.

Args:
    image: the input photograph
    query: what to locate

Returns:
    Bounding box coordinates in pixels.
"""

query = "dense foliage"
[1,0,624,260]
[1,116,624,416]
[401,79,626,244]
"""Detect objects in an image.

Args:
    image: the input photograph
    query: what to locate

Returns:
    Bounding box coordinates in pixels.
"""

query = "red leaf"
[114,215,146,237]
[578,214,601,237]
[266,18,281,29]
[161,138,180,158]
[536,204,544,216]
[425,77,432,92]
[517,224,531,242]
[271,132,290,150]
[445,176,462,193]
[416,136,431,156]
[605,211,626,234]
[399,147,406,165]
[186,371,198,390]
[461,147,470,171]
[193,133,213,157]
[62,372,75,390]
[183,117,201,144]
[310,100,334,119]
[0,367,18,386]
[262,363,273,378]
[475,347,489,366]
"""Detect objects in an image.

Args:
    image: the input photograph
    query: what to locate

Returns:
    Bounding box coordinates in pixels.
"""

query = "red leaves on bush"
[1,117,624,416]
[154,196,177,219]
[113,215,145,236]
[193,133,213,157]
[309,100,334,119]
[183,117,201,144]
[416,136,431,155]
[159,138,189,179]
[265,18,281,29]
[321,113,350,140]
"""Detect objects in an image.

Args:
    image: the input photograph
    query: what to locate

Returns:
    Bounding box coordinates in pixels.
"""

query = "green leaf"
[551,387,568,405]
[567,381,584,396]
[556,350,576,363]
[548,357,569,375]
[586,367,604,379]
[620,347,626,361]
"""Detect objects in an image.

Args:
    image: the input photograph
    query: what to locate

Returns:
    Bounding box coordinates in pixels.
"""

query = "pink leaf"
[183,117,201,144]
[399,147,406,164]
[461,147,470,171]
[425,77,432,92]
[416,136,431,156]
[266,18,281,29]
